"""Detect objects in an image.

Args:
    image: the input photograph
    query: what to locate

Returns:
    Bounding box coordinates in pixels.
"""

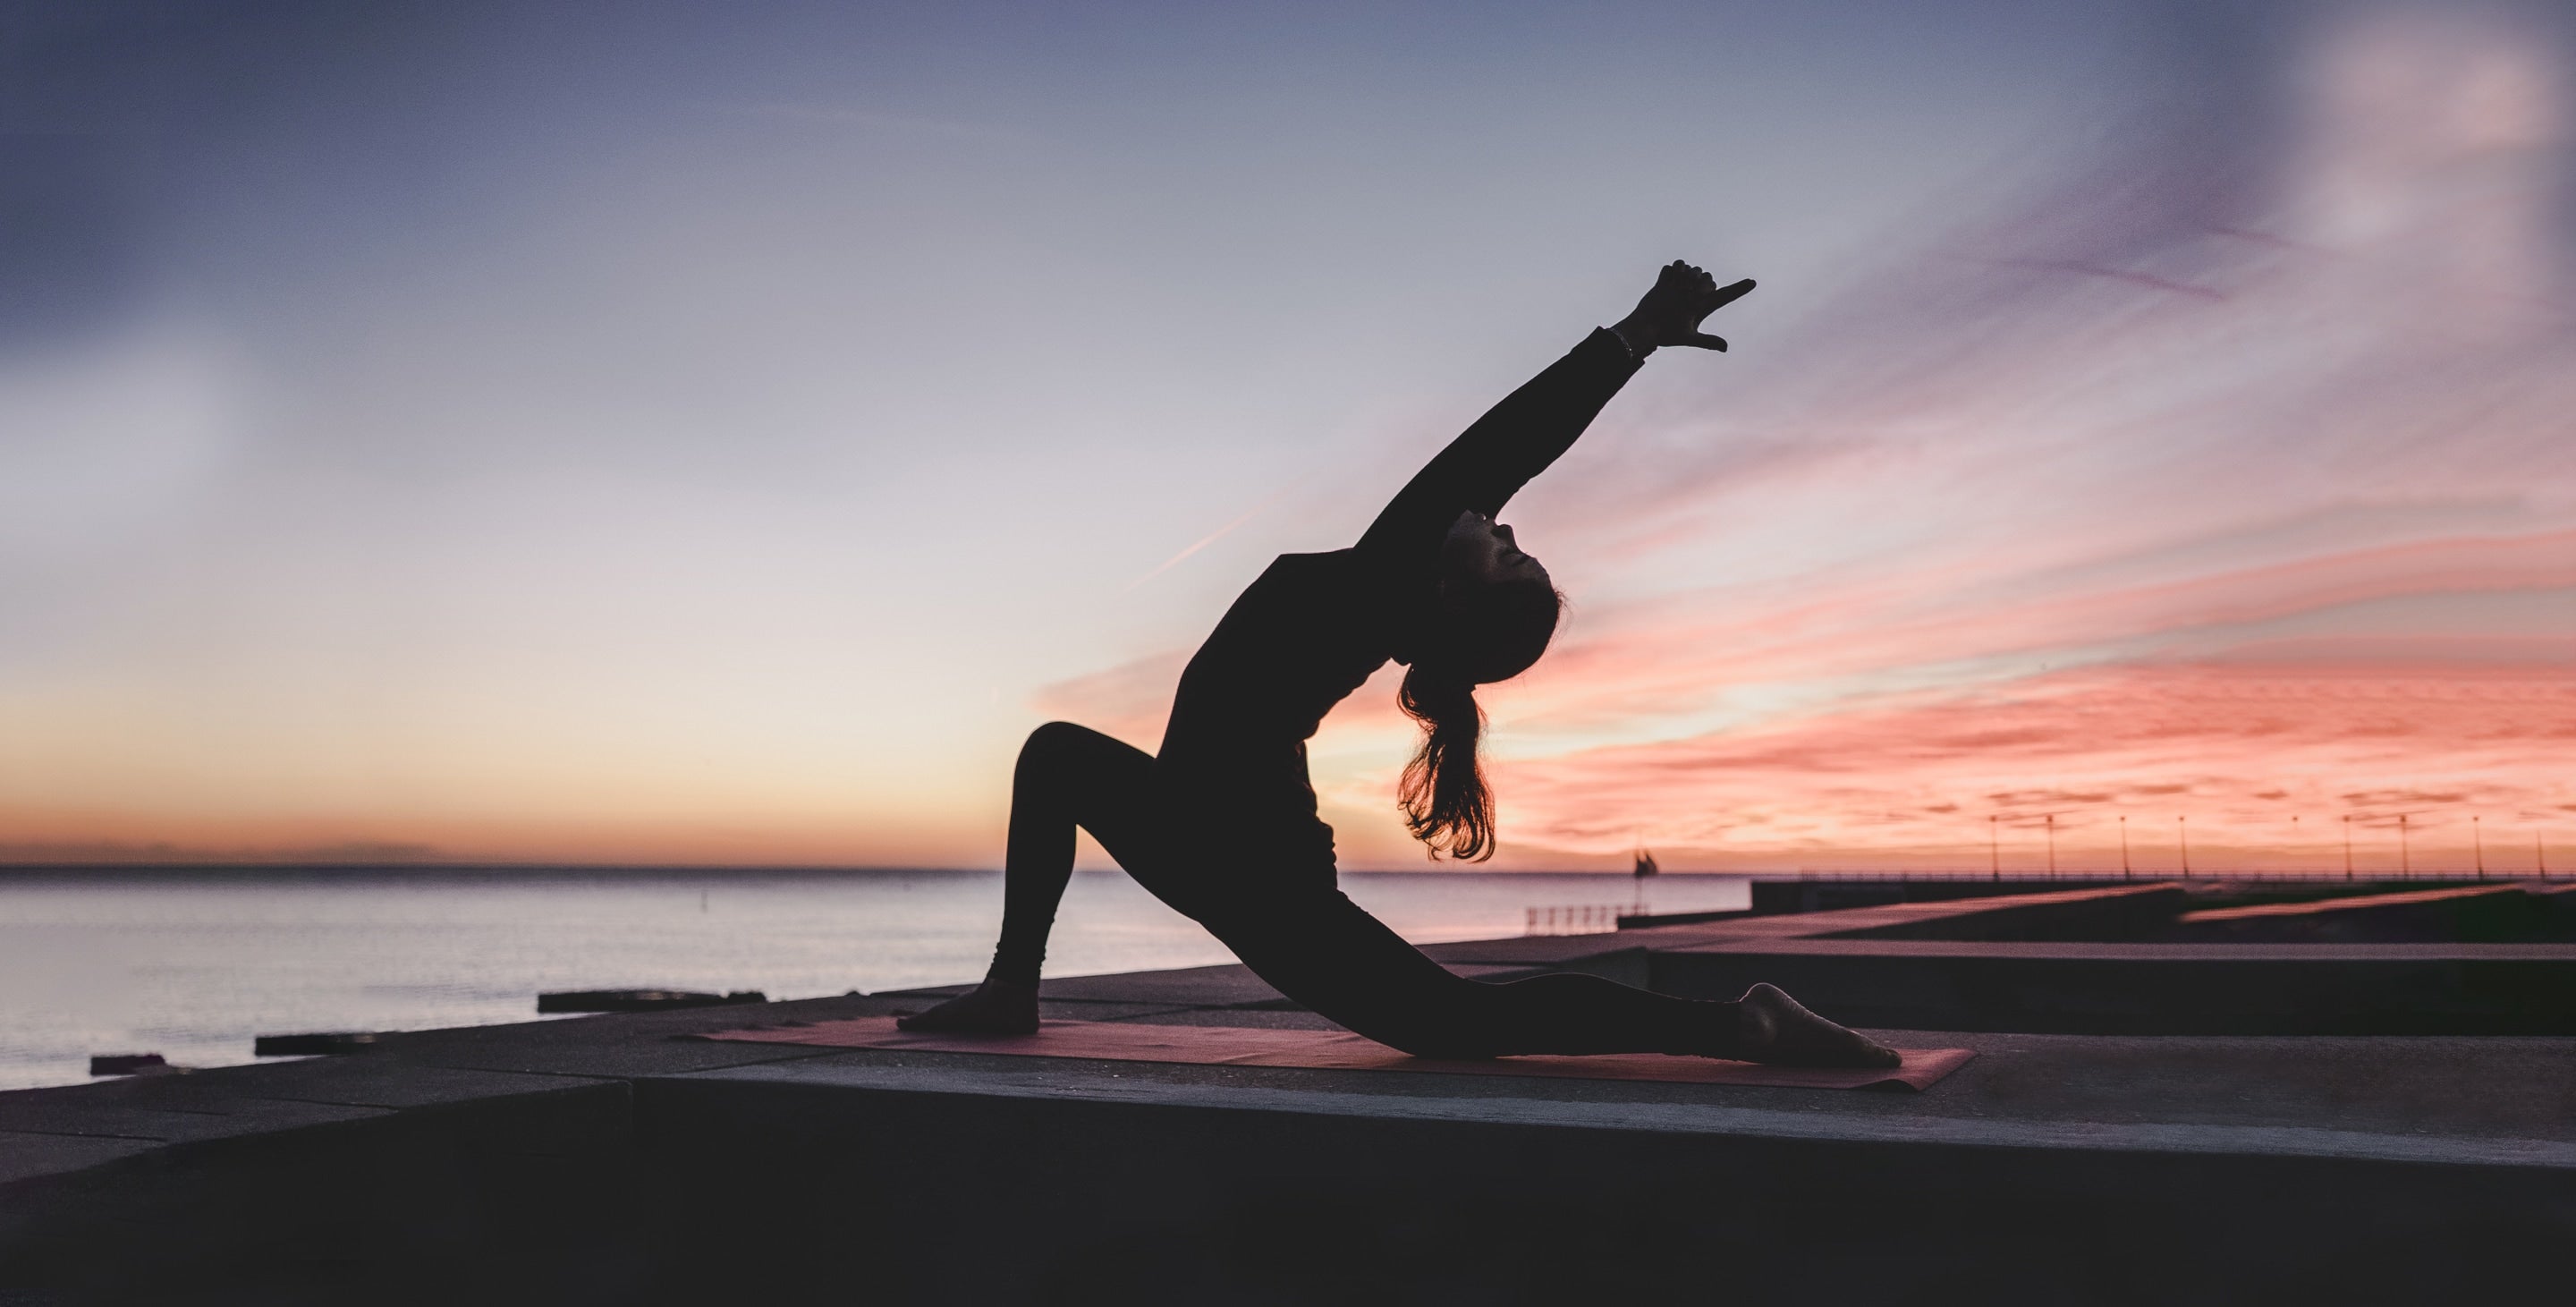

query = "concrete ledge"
[632,1057,2576,1305]
[0,1078,641,1304]
[675,1055,2576,1169]
[7,924,2575,1303]
[1648,944,2576,1032]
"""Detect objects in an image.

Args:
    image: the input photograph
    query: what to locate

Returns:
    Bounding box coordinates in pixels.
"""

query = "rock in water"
[536,989,767,1014]
[89,1053,171,1076]
[252,1032,378,1057]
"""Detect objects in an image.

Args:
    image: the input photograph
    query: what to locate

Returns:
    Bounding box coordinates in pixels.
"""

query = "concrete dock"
[4,882,2572,1303]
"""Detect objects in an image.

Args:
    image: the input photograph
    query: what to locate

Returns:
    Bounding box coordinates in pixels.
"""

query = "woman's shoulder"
[1227,548,1389,622]
[1248,548,1360,585]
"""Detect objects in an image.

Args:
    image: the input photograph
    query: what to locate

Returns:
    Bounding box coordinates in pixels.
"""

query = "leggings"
[988,721,1740,1058]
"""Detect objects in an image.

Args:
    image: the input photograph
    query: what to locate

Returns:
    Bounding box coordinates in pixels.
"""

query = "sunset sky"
[4,0,2570,872]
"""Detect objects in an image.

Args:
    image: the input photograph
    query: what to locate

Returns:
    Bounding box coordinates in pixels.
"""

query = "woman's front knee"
[1020,720,1099,768]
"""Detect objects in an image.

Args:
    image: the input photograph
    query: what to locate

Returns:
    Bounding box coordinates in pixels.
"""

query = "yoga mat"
[700,1016,1975,1091]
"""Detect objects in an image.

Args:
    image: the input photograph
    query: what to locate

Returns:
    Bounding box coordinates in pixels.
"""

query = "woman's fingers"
[1636,266,1752,351]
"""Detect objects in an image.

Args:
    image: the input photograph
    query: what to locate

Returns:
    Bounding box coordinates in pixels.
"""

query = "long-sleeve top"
[1153,327,1646,876]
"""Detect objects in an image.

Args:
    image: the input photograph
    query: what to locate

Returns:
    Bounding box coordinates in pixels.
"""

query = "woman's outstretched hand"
[1612,260,1755,353]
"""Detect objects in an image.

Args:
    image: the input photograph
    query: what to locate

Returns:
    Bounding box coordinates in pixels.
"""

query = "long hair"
[1398,664,1492,861]
[1398,578,1564,861]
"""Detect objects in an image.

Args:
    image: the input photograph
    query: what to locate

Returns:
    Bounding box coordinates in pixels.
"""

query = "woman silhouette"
[904,262,1896,1067]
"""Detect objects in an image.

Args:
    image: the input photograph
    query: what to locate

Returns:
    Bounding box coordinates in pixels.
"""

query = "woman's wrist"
[1606,317,1659,360]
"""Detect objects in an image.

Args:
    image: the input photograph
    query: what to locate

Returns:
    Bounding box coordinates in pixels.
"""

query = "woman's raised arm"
[1352,263,1753,572]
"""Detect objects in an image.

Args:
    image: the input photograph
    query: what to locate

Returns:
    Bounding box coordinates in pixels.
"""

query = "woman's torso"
[1155,549,1402,872]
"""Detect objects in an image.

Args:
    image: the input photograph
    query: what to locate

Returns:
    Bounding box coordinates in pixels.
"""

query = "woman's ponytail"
[1398,663,1496,861]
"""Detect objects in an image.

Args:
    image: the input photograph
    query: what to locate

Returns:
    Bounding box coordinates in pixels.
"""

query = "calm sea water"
[0,870,1747,1091]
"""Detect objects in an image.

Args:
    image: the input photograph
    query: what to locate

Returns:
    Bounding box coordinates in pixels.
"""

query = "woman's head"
[1399,511,1568,861]
[1432,511,1562,682]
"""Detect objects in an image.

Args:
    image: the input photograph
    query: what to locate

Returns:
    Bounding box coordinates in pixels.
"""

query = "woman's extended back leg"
[898,721,1154,1033]
[1223,893,1898,1066]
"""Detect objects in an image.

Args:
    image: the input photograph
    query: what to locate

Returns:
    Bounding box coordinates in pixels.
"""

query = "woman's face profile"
[1441,510,1549,594]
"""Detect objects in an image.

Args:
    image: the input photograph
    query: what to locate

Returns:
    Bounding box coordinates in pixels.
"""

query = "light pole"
[2399,813,2411,876]
[2473,815,2484,880]
[2120,815,2131,880]
[2178,815,2190,878]
[2045,813,2057,876]
[2343,814,2353,880]
[1988,815,2000,881]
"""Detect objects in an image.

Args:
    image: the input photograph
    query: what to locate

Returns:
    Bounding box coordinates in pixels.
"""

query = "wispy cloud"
[1124,483,1306,590]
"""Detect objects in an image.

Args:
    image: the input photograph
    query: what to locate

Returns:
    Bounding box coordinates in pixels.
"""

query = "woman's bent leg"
[900,722,1155,1033]
[987,722,1157,986]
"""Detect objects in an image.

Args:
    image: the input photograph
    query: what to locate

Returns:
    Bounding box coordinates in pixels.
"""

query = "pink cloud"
[1488,659,2574,870]
[1029,649,1190,750]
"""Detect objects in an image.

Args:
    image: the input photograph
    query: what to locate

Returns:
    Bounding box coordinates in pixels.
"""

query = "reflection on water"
[0,870,1747,1091]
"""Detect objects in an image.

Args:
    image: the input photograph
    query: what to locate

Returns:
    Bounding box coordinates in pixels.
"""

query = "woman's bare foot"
[1732,983,1901,1068]
[895,980,1040,1035]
